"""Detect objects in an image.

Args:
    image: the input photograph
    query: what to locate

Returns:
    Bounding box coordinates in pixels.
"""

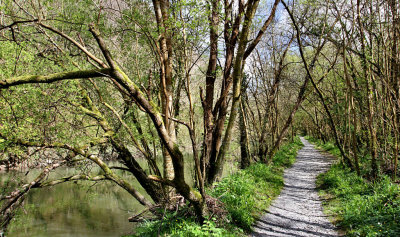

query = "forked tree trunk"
[208,0,261,183]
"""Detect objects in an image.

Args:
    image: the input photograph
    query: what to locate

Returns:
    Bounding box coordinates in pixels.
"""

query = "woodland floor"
[252,137,340,237]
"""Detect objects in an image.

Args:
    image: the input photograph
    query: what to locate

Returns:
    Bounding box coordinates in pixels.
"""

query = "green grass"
[132,213,237,237]
[130,137,304,236]
[310,137,400,237]
[211,137,303,231]
[305,136,341,157]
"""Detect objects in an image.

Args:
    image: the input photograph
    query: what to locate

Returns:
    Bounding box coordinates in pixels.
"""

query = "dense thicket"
[294,0,400,180]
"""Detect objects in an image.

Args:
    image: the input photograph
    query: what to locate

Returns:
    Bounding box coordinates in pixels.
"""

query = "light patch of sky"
[243,0,293,80]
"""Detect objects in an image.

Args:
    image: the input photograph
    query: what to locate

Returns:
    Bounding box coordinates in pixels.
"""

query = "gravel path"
[252,137,339,237]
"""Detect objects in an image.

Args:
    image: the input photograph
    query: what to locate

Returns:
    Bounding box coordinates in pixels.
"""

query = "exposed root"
[205,195,228,223]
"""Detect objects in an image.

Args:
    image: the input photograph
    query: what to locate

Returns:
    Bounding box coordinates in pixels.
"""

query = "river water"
[1,166,144,237]
[0,159,236,237]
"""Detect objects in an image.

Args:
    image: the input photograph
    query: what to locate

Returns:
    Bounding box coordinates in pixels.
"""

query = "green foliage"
[131,212,235,237]
[305,136,341,157]
[211,163,281,230]
[312,137,400,237]
[272,137,304,167]
[210,137,303,231]
[318,164,400,237]
[131,137,304,236]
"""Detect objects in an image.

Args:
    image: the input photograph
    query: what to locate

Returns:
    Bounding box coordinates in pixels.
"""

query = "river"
[0,159,237,237]
[1,166,143,237]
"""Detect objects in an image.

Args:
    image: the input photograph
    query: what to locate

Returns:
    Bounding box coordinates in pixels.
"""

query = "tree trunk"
[356,0,378,178]
[343,47,361,175]
[240,83,250,169]
[208,0,261,183]
[201,0,219,186]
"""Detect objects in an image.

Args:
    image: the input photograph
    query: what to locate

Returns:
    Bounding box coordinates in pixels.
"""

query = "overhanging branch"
[0,68,113,89]
[39,174,108,187]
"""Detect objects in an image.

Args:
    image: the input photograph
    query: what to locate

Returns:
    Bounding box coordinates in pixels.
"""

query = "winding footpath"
[252,137,339,237]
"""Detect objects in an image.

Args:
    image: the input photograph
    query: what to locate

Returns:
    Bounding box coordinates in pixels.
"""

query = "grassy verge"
[131,137,304,237]
[307,136,400,237]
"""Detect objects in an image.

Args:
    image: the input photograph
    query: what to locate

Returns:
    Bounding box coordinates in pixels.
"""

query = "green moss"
[115,67,153,107]
[191,188,203,201]
[149,100,161,114]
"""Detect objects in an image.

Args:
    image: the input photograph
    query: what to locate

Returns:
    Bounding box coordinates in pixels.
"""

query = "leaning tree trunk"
[282,0,354,170]
[240,80,250,169]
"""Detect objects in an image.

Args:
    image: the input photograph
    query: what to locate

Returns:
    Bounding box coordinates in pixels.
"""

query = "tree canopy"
[0,0,399,232]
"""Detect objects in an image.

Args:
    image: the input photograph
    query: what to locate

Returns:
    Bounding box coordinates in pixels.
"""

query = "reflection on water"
[0,158,237,237]
[1,167,143,237]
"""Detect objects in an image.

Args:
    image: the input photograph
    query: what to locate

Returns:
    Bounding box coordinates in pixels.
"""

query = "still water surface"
[1,167,144,237]
[0,159,236,237]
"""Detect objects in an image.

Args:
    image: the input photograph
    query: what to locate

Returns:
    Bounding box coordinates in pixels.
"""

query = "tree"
[0,0,282,225]
[296,0,400,179]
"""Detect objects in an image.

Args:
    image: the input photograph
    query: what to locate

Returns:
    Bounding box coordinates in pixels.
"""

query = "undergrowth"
[130,137,303,236]
[309,137,400,237]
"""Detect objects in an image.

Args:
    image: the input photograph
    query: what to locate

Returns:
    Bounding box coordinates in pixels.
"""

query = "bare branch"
[243,0,281,60]
[0,19,38,31]
[89,24,118,69]
[39,174,108,187]
[38,23,108,68]
[148,175,176,187]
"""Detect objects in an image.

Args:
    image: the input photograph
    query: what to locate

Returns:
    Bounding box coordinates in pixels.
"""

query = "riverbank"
[308,137,400,237]
[130,137,303,236]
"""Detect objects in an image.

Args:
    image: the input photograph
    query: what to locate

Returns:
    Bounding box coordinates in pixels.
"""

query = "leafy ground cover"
[130,137,303,236]
[308,137,400,237]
